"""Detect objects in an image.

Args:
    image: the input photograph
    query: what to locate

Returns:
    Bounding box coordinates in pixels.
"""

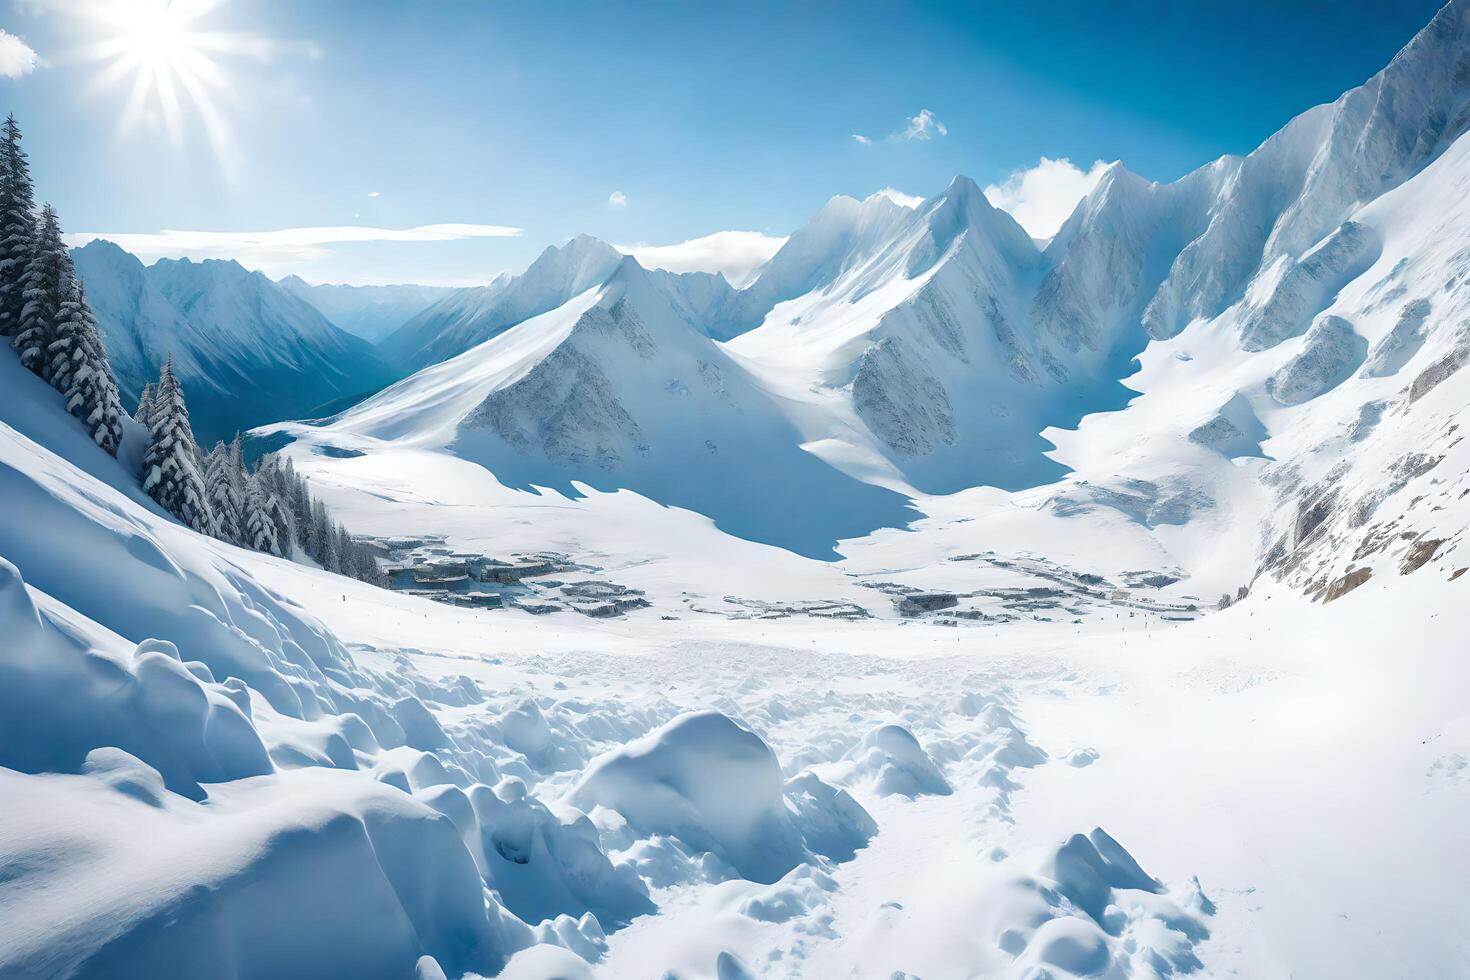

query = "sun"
[69,0,293,175]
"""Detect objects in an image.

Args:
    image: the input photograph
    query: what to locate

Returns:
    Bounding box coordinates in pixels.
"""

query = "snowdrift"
[568,711,874,883]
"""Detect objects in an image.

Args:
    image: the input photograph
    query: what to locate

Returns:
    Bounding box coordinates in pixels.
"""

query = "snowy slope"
[6,4,1470,978]
[73,241,394,445]
[269,255,914,558]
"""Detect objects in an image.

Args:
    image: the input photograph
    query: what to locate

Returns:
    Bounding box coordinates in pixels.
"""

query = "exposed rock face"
[1050,478,1214,528]
[1268,315,1368,405]
[1239,222,1379,352]
[897,592,959,616]
[1188,393,1268,458]
[462,306,650,470]
[1361,298,1432,377]
[852,337,955,457]
[1408,326,1470,403]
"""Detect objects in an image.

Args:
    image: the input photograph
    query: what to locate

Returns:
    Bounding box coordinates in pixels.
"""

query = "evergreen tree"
[204,441,242,543]
[261,457,297,552]
[242,472,280,555]
[264,486,294,555]
[13,204,66,379]
[51,278,124,455]
[228,435,248,515]
[0,114,36,338]
[306,497,327,563]
[335,524,355,576]
[142,355,215,534]
[319,512,340,572]
[301,485,321,553]
[134,381,157,427]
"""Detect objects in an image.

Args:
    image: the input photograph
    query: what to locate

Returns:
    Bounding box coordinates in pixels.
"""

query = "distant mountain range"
[259,0,1470,591]
[277,278,457,344]
[72,243,401,445]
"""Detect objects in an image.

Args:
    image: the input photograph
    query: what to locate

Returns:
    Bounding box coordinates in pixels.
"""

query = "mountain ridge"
[73,240,395,445]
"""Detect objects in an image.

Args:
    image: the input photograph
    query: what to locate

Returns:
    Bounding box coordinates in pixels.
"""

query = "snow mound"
[843,827,1213,979]
[1268,315,1368,405]
[424,777,655,930]
[1007,829,1213,977]
[783,769,878,861]
[567,710,872,883]
[0,556,273,798]
[841,724,953,798]
[0,766,532,979]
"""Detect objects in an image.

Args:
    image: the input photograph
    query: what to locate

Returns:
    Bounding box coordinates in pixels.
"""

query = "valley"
[2,2,1469,978]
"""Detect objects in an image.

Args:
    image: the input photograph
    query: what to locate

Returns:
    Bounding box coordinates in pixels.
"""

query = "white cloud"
[617,231,787,288]
[366,191,381,198]
[902,109,947,141]
[852,134,872,146]
[608,190,628,208]
[0,30,38,78]
[983,157,1114,240]
[874,187,923,209]
[64,223,523,275]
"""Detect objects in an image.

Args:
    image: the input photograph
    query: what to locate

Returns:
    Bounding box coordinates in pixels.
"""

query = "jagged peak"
[917,174,1039,269]
[70,238,144,271]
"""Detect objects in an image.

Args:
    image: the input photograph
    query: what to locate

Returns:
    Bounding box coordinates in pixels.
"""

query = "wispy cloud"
[366,191,381,198]
[0,30,38,78]
[617,231,786,288]
[983,157,1114,240]
[854,109,949,146]
[65,223,523,275]
[608,190,628,207]
[901,108,947,141]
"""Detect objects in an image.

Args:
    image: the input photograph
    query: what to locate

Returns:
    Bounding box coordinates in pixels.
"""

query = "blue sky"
[0,0,1446,286]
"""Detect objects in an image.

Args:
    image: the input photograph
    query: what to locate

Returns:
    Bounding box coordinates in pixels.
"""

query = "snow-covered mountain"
[379,235,631,374]
[278,277,454,343]
[6,3,1470,978]
[73,242,395,445]
[294,254,914,558]
[269,0,1470,604]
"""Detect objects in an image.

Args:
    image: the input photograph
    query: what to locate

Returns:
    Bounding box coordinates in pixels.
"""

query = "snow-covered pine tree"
[335,524,355,575]
[134,382,156,427]
[264,485,294,556]
[0,115,36,338]
[204,441,242,543]
[319,512,340,573]
[50,278,124,455]
[293,468,313,551]
[242,472,280,555]
[142,355,215,534]
[228,435,248,522]
[13,204,66,379]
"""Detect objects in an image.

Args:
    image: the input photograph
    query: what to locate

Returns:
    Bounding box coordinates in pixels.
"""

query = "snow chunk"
[840,724,953,798]
[1268,315,1368,405]
[568,711,866,883]
[445,778,655,929]
[783,770,878,861]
